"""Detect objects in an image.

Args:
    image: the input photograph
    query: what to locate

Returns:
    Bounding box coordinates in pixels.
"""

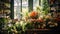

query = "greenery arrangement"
[0,0,58,34]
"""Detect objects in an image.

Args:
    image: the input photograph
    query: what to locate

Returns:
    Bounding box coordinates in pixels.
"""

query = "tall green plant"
[41,0,50,15]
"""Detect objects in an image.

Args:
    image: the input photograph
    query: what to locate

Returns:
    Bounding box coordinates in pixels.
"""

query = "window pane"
[22,0,28,19]
[14,0,21,20]
[33,0,39,11]
[22,0,28,12]
[14,0,21,6]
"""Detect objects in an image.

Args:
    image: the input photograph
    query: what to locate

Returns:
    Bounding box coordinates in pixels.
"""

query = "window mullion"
[21,0,22,12]
[10,0,14,19]
[28,0,33,12]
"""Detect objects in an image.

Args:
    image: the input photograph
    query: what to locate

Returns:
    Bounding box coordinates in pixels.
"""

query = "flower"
[29,11,38,19]
[45,15,52,19]
[29,19,36,23]
[37,18,44,23]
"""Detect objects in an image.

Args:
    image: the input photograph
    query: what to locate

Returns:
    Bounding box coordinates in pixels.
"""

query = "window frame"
[13,0,40,19]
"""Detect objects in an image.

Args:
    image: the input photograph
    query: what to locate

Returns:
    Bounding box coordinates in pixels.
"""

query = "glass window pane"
[14,0,21,20]
[22,0,28,12]
[14,0,21,6]
[22,0,28,19]
[14,0,28,20]
[33,0,39,11]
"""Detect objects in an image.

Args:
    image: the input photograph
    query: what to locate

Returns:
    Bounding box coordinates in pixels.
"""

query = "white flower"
[20,21,24,26]
[8,24,12,27]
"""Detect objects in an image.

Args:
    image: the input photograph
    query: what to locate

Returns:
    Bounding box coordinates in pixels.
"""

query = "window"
[14,0,28,20]
[22,0,28,19]
[33,0,39,11]
[14,0,40,20]
[22,0,28,12]
[14,0,21,20]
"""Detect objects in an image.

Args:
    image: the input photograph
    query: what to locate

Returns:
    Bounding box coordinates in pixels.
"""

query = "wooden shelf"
[25,29,51,34]
[26,29,50,31]
[26,29,51,32]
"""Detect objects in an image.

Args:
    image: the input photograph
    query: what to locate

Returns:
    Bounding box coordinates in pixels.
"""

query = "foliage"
[0,0,58,34]
[40,0,50,15]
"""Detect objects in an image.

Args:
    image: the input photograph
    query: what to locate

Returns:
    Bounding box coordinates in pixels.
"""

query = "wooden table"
[25,29,51,34]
